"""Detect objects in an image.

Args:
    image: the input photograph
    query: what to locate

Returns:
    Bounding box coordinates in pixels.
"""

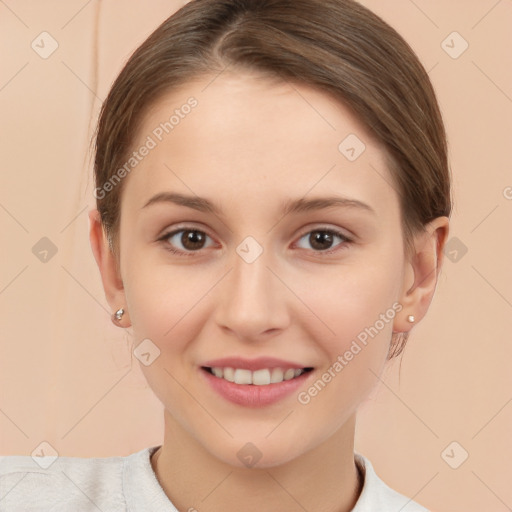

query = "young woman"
[0,0,450,510]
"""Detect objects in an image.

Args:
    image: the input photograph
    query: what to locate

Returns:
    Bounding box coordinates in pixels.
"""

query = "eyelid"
[293,225,353,255]
[157,223,354,256]
[295,224,353,241]
[157,224,217,255]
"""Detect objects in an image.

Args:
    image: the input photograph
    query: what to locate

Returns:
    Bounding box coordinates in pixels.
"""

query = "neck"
[151,411,363,512]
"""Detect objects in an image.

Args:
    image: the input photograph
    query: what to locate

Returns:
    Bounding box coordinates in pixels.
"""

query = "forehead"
[122,71,399,219]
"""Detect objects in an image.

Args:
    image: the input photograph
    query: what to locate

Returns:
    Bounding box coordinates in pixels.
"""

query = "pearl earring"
[407,315,415,323]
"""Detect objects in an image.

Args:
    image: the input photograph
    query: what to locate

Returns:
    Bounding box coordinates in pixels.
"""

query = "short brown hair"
[93,0,452,359]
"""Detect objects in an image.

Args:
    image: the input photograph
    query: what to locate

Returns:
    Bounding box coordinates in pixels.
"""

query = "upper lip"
[201,356,313,372]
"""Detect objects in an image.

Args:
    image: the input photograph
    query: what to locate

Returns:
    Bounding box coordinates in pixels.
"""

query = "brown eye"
[161,228,214,254]
[296,228,351,253]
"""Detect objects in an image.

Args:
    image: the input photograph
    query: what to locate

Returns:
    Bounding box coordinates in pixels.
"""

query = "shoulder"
[353,453,431,512]
[0,450,127,511]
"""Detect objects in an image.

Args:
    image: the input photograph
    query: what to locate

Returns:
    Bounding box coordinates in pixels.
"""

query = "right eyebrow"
[142,192,222,215]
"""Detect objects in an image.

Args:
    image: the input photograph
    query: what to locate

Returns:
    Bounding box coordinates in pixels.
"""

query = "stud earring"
[113,308,125,321]
[407,315,415,323]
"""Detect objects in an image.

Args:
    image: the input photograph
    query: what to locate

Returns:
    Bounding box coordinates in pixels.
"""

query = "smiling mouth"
[201,366,314,386]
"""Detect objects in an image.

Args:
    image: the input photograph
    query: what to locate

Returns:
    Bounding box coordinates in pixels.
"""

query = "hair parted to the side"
[93,0,452,359]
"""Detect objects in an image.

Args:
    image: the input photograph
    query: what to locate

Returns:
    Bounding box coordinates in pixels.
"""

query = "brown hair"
[93,0,452,359]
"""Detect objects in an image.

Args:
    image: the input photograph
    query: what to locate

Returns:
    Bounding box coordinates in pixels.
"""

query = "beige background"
[1,1,511,510]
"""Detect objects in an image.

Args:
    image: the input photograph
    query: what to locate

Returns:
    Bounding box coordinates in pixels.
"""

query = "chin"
[203,434,309,470]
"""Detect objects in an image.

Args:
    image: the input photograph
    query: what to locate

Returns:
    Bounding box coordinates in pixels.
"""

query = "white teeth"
[252,369,271,386]
[212,367,223,378]
[270,368,284,383]
[284,369,296,381]
[234,369,252,385]
[223,367,235,382]
[208,366,309,385]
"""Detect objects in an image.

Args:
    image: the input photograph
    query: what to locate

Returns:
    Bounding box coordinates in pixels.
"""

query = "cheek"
[123,264,210,408]
[124,264,203,338]
[293,264,400,428]
[291,254,402,355]
[291,252,403,423]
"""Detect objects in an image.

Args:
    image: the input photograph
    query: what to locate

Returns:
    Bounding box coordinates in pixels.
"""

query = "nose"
[212,245,290,342]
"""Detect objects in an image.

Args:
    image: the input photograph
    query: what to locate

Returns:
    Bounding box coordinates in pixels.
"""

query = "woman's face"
[116,71,411,467]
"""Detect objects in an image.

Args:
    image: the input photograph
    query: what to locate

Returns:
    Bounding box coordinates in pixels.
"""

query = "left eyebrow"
[141,192,376,216]
[281,196,376,216]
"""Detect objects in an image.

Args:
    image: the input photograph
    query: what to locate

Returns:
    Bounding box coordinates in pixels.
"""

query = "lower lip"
[200,367,313,407]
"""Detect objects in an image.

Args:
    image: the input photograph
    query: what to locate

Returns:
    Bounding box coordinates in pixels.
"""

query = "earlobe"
[394,216,450,333]
[88,209,131,328]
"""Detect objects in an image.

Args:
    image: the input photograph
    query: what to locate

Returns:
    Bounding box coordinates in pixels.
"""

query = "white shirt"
[0,445,430,511]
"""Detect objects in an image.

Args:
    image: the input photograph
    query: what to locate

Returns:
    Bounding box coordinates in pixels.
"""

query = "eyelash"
[157,226,353,257]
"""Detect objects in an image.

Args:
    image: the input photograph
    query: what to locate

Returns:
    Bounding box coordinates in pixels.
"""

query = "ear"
[393,216,450,333]
[88,209,131,327]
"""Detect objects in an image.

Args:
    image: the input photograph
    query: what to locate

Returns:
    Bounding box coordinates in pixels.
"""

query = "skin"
[89,70,449,512]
